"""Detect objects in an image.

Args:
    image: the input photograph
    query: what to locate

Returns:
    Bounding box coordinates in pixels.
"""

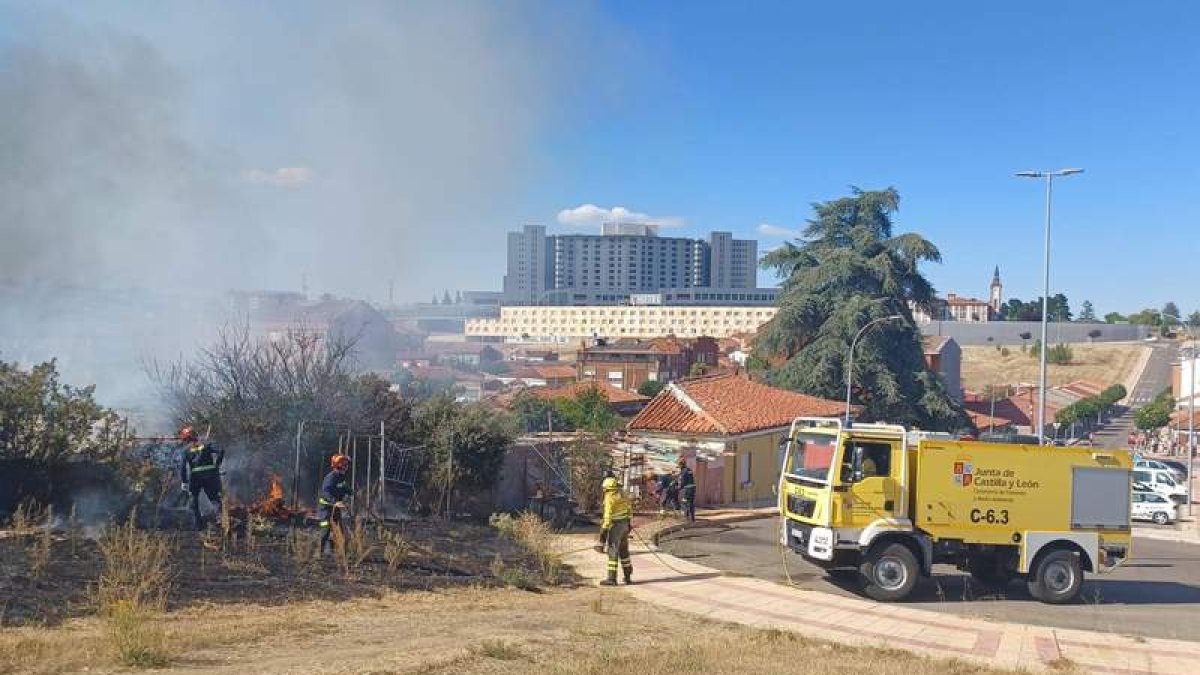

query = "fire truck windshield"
[786,432,838,483]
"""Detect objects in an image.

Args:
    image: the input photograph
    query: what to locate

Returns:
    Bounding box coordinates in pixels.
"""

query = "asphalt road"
[660,517,1200,641]
[1093,341,1176,450]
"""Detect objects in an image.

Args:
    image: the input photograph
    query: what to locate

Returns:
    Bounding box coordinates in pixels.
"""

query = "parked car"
[1135,459,1186,481]
[1133,468,1187,502]
[1160,459,1189,477]
[1132,490,1178,525]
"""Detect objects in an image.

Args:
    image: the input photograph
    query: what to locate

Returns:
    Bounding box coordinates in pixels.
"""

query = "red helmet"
[330,454,350,471]
[178,425,198,442]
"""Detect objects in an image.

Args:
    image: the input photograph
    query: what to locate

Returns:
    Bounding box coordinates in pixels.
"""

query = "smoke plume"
[0,2,610,414]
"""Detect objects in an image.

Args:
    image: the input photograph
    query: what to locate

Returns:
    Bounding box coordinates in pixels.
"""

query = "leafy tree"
[1087,328,1102,341]
[1104,312,1127,324]
[1002,296,1071,322]
[415,396,517,504]
[1134,390,1175,431]
[1127,308,1160,326]
[757,188,967,430]
[1003,299,1042,322]
[510,390,572,433]
[688,362,710,377]
[637,380,665,398]
[1,359,125,464]
[1163,302,1181,322]
[1079,300,1096,322]
[554,386,620,433]
[1189,311,1200,329]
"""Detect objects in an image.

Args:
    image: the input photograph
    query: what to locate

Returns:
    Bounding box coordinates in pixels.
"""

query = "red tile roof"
[531,381,649,405]
[515,365,578,380]
[627,373,848,435]
[962,394,1032,428]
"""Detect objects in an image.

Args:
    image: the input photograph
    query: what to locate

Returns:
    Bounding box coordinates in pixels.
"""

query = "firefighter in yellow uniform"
[599,476,633,586]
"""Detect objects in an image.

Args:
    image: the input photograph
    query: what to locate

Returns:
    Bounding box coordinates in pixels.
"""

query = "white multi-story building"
[465,305,777,343]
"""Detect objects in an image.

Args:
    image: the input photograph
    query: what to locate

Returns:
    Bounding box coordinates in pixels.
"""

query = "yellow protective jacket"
[601,490,632,530]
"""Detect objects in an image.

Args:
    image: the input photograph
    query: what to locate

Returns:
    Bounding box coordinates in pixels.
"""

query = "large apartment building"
[465,305,777,342]
[501,223,762,305]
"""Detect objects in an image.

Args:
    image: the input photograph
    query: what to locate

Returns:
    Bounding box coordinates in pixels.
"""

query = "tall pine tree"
[756,188,969,431]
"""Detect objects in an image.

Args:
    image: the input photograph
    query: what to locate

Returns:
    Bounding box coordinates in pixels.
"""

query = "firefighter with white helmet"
[598,476,633,586]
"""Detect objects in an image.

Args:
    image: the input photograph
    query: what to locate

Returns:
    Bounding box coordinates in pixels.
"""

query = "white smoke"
[0,2,620,411]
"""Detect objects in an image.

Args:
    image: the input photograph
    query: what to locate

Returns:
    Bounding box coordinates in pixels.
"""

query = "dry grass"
[491,512,564,585]
[94,515,175,668]
[380,528,410,575]
[0,585,1023,675]
[95,515,174,611]
[961,343,1146,392]
[8,500,49,533]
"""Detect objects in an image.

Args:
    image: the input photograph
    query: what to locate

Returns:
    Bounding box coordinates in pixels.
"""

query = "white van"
[1135,459,1185,481]
[1132,468,1186,502]
[1132,490,1178,525]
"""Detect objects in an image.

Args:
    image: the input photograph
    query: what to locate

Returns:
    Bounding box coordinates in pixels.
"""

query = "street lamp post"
[844,315,904,424]
[1015,168,1084,445]
[1185,326,1197,516]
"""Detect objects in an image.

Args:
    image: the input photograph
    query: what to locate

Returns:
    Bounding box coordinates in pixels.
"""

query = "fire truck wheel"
[1027,549,1082,604]
[860,543,918,602]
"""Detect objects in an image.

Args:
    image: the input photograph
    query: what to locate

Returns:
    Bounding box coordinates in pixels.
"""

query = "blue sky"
[529,2,1200,315]
[2,2,1198,315]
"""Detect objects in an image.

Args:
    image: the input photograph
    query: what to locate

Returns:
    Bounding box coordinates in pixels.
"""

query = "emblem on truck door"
[953,461,974,487]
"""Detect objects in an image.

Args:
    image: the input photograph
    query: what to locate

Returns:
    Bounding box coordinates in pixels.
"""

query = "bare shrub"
[566,439,612,514]
[381,529,409,575]
[28,506,53,579]
[95,514,173,611]
[9,499,48,533]
[491,512,563,585]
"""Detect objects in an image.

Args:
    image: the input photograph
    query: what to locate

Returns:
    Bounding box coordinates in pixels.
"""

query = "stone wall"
[919,321,1149,346]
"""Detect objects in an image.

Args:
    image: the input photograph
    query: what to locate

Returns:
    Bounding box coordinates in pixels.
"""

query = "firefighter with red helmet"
[319,454,352,555]
[178,425,224,530]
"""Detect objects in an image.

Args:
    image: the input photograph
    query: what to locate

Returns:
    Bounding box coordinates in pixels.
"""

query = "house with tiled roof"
[922,335,962,402]
[624,372,849,507]
[513,364,578,388]
[577,336,718,393]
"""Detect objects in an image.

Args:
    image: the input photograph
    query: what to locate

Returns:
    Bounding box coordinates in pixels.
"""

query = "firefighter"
[178,426,224,530]
[598,476,633,586]
[319,454,352,555]
[677,457,696,523]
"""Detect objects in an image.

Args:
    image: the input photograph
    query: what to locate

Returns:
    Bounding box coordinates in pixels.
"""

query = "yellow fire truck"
[777,418,1133,604]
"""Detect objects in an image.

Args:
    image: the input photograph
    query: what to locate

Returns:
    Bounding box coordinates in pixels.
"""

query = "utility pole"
[1015,168,1084,445]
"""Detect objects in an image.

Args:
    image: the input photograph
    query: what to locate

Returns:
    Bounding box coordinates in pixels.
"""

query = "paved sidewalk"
[562,529,1200,674]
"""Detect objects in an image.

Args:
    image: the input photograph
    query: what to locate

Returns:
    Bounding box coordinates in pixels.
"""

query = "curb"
[651,509,776,545]
[1121,344,1155,405]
